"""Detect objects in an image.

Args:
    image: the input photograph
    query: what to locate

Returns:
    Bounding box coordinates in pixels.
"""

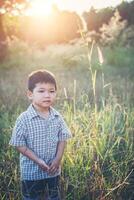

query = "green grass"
[1,98,134,199]
[0,40,134,199]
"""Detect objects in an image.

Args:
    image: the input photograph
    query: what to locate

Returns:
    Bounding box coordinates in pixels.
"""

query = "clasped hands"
[38,158,60,175]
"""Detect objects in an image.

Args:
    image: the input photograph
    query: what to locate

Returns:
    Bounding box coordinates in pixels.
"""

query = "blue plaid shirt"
[9,104,71,180]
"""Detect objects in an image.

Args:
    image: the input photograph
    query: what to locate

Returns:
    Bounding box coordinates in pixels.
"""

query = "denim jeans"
[22,176,60,200]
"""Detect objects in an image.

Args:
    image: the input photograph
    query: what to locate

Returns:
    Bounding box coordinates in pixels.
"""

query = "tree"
[83,7,99,31]
[83,6,114,32]
[0,0,28,61]
[97,7,114,27]
[100,10,127,46]
[117,1,134,25]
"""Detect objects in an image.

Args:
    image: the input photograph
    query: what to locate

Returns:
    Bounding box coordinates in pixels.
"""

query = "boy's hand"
[38,159,50,171]
[48,159,60,175]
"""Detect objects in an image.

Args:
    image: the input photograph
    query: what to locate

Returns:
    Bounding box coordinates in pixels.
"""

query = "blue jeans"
[22,176,60,200]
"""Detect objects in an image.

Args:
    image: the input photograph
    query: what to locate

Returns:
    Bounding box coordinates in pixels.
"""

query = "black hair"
[28,69,57,92]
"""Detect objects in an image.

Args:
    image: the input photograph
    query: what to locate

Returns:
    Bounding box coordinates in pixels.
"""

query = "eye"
[38,90,44,93]
[50,90,55,93]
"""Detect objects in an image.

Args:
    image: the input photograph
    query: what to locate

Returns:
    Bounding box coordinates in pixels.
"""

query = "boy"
[9,69,71,200]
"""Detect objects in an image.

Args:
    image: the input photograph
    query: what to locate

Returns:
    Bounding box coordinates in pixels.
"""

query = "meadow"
[0,39,134,200]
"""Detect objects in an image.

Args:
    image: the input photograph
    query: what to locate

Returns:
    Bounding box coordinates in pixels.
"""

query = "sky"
[27,0,130,16]
[54,0,125,13]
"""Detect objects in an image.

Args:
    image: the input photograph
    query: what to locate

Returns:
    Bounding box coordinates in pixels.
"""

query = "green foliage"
[83,0,134,36]
[0,40,134,106]
[0,42,134,199]
[120,25,134,46]
[62,101,134,199]
[83,6,114,32]
[117,0,134,25]
[1,96,134,199]
[104,46,134,77]
[0,106,22,199]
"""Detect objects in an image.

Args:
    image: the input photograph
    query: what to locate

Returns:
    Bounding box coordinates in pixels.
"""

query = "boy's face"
[27,82,56,111]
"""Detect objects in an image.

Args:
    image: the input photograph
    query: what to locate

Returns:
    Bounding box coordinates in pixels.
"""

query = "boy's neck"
[32,104,50,118]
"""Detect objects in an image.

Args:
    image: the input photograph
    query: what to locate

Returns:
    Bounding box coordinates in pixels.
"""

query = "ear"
[27,90,33,100]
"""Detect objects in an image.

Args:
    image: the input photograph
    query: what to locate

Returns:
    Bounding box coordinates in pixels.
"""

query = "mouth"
[42,100,51,103]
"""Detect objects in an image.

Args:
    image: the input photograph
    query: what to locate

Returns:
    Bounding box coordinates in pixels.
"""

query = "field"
[0,40,134,200]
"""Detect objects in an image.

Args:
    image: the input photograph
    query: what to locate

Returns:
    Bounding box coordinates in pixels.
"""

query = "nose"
[44,91,50,97]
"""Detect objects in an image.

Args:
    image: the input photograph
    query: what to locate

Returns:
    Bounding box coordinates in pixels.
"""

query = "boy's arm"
[16,146,49,171]
[49,141,66,174]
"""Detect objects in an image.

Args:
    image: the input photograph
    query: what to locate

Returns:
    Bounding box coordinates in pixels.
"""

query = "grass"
[60,99,134,200]
[0,39,134,199]
[1,98,134,199]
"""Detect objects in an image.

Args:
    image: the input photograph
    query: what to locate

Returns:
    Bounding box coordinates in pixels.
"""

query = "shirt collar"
[27,104,60,120]
[50,107,60,119]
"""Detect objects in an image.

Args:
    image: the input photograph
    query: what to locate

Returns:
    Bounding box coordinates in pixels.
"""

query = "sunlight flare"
[26,0,124,16]
[26,1,52,16]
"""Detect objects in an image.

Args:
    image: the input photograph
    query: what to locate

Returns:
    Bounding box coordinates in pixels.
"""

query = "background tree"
[117,0,134,25]
[83,7,99,31]
[83,6,114,32]
[100,10,127,46]
[0,0,28,61]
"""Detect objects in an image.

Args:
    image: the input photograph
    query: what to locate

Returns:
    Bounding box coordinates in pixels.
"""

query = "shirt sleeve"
[9,115,27,147]
[58,115,72,141]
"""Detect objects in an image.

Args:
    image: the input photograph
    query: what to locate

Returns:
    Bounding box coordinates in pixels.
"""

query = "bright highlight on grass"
[97,45,104,65]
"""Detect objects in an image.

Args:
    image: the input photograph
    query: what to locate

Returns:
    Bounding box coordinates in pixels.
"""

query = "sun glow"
[26,0,124,16]
[26,1,52,16]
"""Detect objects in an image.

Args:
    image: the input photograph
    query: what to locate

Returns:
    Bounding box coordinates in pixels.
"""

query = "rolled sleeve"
[9,117,27,147]
[58,116,72,141]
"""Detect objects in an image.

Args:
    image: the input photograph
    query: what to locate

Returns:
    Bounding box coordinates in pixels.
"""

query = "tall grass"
[0,39,134,199]
[61,93,134,199]
[1,98,134,199]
